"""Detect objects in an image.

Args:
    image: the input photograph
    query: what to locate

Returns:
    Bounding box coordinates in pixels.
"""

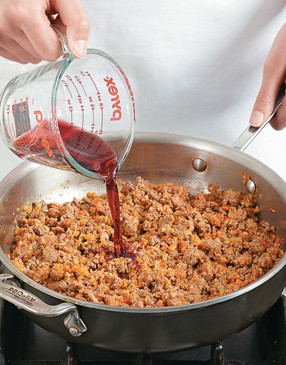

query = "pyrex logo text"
[34,111,55,159]
[104,77,122,121]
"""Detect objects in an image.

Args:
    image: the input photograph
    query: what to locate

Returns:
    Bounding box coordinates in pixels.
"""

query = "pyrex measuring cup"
[0,30,135,180]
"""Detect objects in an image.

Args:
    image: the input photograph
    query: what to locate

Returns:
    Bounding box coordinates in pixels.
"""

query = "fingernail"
[73,40,87,58]
[250,111,264,127]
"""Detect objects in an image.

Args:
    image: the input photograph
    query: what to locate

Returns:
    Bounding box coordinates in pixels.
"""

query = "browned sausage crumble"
[7,177,283,307]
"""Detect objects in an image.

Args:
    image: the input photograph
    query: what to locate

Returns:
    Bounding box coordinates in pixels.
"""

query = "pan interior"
[0,133,285,300]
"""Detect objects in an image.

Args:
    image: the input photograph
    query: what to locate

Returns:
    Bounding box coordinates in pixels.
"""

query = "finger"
[21,12,62,62]
[269,93,286,130]
[250,24,286,127]
[0,0,62,62]
[0,46,34,64]
[0,31,42,62]
[11,29,43,59]
[51,0,90,58]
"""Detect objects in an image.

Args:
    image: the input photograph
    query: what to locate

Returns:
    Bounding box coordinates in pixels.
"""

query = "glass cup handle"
[52,24,71,58]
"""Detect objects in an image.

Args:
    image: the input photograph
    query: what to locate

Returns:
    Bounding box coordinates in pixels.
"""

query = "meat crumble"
[7,177,283,308]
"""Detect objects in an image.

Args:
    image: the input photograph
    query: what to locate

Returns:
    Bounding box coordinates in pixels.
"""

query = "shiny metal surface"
[0,274,87,336]
[245,179,256,194]
[0,132,285,352]
[192,157,207,172]
[233,83,286,151]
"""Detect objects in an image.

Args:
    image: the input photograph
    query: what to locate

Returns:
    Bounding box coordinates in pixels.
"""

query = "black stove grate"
[0,295,285,365]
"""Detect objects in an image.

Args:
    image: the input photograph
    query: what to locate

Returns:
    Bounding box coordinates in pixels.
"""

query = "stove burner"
[0,295,285,365]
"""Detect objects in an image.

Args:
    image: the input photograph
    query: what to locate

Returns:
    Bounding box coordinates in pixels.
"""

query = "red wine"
[58,120,126,257]
[13,119,126,257]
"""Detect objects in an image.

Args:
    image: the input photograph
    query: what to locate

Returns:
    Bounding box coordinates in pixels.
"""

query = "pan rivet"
[69,327,79,336]
[192,158,207,172]
[245,179,256,194]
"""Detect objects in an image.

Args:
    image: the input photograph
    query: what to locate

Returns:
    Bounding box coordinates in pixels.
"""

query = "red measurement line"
[66,76,80,96]
[90,108,96,133]
[18,101,24,135]
[24,104,28,132]
[61,80,73,99]
[65,85,73,98]
[80,83,87,96]
[99,108,104,135]
[6,113,10,138]
[86,74,104,133]
[87,73,99,93]
[18,102,31,152]
[5,104,12,139]
[12,102,17,137]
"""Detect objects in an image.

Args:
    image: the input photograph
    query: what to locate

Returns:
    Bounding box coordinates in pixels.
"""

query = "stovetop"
[0,293,285,365]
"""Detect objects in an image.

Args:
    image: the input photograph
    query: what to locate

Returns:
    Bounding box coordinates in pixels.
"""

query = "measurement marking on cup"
[24,101,28,136]
[75,75,87,96]
[66,75,80,96]
[5,103,12,139]
[12,102,17,131]
[99,108,103,134]
[61,79,73,98]
[81,108,84,130]
[88,96,96,133]
[85,71,104,134]
[18,98,26,133]
[65,75,86,125]
[66,99,74,124]
[85,71,99,92]
[34,110,56,160]
[18,99,23,136]
[12,101,21,139]
[91,114,95,133]
[11,100,47,165]
[12,99,29,160]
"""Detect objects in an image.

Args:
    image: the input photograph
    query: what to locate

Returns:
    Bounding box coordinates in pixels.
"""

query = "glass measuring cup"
[0,29,135,180]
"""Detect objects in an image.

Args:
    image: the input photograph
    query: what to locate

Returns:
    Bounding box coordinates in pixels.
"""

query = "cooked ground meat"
[7,177,284,308]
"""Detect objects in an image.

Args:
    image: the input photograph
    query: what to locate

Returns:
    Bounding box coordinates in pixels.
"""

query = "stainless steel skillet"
[0,86,285,352]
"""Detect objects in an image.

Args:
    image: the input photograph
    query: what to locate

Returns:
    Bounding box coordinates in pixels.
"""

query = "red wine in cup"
[13,119,126,257]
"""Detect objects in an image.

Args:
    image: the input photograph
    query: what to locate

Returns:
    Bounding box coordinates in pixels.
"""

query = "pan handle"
[0,273,87,337]
[232,83,286,152]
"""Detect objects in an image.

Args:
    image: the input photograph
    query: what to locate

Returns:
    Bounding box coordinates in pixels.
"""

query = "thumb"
[52,0,90,58]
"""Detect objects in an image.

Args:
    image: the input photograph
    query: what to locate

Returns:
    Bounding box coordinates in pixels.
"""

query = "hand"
[0,0,90,64]
[250,23,286,130]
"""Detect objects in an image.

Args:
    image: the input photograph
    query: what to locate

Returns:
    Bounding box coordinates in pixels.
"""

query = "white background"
[0,0,285,182]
